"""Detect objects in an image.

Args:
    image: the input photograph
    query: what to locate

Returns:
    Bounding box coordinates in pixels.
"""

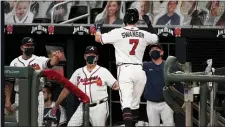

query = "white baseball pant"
[15,91,44,126]
[146,101,174,126]
[117,64,147,110]
[67,101,109,126]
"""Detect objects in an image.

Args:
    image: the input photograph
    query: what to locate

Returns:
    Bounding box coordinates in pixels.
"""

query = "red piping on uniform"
[17,57,26,66]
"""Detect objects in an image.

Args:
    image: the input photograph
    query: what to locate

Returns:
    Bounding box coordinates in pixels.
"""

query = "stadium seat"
[90,8,104,24]
[68,6,88,24]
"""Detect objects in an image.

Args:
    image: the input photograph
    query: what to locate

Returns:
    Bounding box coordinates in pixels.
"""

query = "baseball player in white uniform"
[42,84,67,127]
[52,46,119,126]
[95,8,158,127]
[5,37,61,126]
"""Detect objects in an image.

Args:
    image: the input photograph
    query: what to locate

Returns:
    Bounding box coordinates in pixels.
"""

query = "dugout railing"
[163,56,225,126]
[4,67,90,127]
[109,57,225,126]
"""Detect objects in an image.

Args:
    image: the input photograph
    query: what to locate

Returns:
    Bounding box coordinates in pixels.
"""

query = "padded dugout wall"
[186,38,225,72]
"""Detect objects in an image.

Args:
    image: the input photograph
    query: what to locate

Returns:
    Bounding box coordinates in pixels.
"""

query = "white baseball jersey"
[9,55,50,91]
[100,26,158,64]
[69,65,117,103]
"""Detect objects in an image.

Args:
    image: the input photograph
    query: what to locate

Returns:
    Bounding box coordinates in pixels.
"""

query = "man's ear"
[160,50,164,56]
[20,46,24,52]
[84,55,87,60]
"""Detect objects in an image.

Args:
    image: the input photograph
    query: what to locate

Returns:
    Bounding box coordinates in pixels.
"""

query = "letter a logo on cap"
[90,47,94,50]
[28,38,32,42]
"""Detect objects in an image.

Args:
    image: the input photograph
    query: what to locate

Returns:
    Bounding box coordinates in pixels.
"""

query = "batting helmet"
[123,8,139,25]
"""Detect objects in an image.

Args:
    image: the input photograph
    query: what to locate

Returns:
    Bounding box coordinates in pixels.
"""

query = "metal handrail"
[60,1,91,24]
[60,14,89,24]
[51,0,74,23]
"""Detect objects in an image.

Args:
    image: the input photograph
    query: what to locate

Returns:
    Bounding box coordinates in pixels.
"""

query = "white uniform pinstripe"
[9,55,50,126]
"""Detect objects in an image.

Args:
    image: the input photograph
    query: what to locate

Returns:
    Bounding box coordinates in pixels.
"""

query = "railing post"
[51,1,73,23]
[199,83,208,126]
[210,82,217,126]
[83,103,89,127]
[18,67,34,127]
[183,62,193,127]
[87,1,91,24]
[30,71,41,127]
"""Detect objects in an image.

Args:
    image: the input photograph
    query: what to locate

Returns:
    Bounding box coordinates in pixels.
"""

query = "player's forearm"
[55,88,70,106]
[147,22,156,34]
[5,82,13,103]
[95,32,101,43]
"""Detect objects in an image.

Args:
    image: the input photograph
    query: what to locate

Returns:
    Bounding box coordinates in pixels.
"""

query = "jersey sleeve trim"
[100,35,104,45]
[45,58,51,68]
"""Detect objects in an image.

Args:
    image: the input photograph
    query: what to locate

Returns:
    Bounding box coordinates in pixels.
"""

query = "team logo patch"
[89,26,96,36]
[6,25,13,34]
[48,25,55,35]
[96,77,102,86]
[174,27,181,37]
[77,76,102,86]
[73,26,89,35]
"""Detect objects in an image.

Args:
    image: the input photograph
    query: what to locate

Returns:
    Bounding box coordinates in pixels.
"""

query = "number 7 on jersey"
[129,39,139,55]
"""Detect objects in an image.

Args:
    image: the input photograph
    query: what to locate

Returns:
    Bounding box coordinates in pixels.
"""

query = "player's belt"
[117,63,142,66]
[89,98,108,107]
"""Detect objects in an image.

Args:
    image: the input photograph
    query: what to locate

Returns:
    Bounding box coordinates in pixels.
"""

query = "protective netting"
[187,38,225,72]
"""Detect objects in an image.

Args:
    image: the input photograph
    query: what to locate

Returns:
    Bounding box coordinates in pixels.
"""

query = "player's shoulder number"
[129,39,139,55]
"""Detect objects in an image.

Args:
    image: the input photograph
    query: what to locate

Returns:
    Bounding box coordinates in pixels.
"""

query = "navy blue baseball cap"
[21,37,34,46]
[149,43,163,50]
[85,46,98,54]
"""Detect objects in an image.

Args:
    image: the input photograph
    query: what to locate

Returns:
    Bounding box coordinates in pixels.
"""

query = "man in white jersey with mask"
[95,8,159,127]
[52,46,119,126]
[5,37,61,126]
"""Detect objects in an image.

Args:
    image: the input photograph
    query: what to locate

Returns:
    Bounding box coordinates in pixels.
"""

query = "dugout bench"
[163,56,225,127]
[4,66,90,127]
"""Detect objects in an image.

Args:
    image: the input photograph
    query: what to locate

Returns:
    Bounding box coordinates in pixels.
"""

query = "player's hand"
[112,82,120,90]
[142,15,152,25]
[51,104,59,116]
[52,50,62,59]
[51,50,62,66]
[94,20,104,32]
[5,101,14,112]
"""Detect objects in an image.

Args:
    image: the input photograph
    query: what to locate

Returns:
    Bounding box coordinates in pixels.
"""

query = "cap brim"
[149,45,163,50]
[85,51,98,54]
[22,42,34,46]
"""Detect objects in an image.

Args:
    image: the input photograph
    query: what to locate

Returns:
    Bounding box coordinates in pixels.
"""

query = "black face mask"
[150,50,161,60]
[24,48,34,56]
[86,56,97,64]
